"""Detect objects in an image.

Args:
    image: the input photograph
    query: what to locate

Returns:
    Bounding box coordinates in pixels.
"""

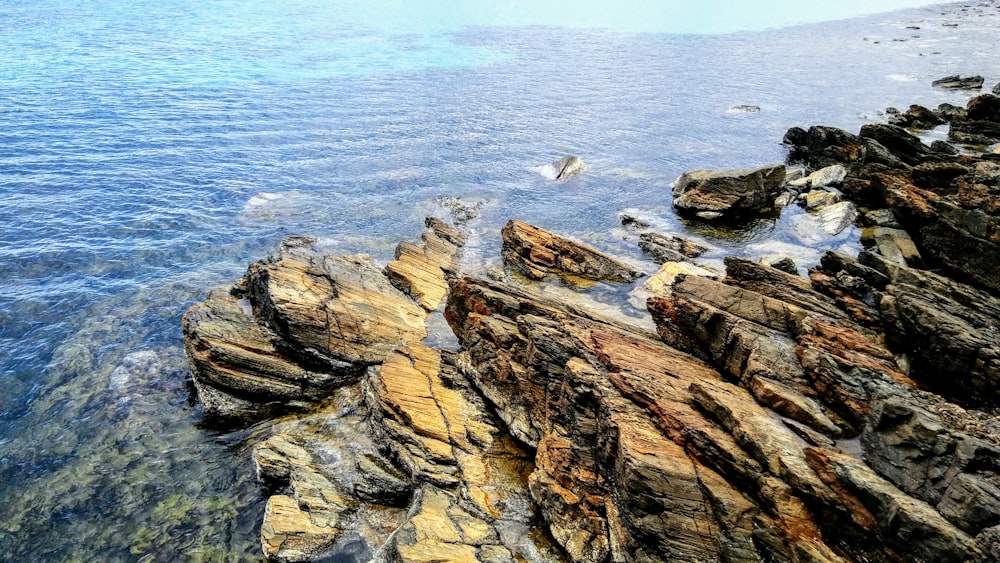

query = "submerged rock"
[672,164,786,219]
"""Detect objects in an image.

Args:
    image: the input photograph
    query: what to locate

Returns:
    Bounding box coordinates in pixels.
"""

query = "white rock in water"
[817,201,859,235]
[554,156,586,181]
[808,165,847,188]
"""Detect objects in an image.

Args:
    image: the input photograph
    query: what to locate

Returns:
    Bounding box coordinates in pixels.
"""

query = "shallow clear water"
[1,0,999,559]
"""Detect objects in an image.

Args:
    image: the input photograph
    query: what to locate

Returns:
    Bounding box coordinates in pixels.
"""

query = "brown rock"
[672,164,786,218]
[385,217,466,311]
[500,220,642,283]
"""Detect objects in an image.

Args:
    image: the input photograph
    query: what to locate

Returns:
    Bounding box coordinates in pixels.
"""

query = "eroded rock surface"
[501,220,642,283]
[672,164,786,219]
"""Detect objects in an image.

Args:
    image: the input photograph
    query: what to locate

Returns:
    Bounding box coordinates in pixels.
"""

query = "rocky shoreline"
[183,89,1000,562]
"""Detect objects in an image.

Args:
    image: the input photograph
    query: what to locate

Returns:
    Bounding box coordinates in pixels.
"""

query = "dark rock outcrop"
[672,164,786,220]
[932,75,985,89]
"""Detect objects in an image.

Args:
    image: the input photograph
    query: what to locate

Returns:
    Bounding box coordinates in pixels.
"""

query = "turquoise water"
[2,0,998,559]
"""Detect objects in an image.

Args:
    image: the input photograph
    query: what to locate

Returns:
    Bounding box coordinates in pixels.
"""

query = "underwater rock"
[500,220,643,283]
[672,164,786,219]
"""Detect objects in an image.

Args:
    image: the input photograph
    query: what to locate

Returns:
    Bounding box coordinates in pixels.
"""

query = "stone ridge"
[180,91,1000,562]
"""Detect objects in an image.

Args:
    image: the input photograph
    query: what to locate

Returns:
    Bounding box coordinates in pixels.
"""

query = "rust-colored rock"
[500,219,642,283]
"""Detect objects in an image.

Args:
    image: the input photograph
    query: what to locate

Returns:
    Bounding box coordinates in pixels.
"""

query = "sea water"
[1,0,998,559]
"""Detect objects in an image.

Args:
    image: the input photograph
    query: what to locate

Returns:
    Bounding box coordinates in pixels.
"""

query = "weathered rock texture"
[183,94,1000,563]
[501,220,643,283]
[672,164,786,219]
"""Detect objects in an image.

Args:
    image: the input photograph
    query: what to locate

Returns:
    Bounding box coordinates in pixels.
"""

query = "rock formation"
[182,90,1000,562]
[672,164,787,220]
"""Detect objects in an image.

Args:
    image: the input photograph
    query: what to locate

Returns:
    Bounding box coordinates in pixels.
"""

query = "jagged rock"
[804,189,840,210]
[554,156,586,181]
[950,118,1000,145]
[859,123,932,166]
[809,164,848,188]
[385,217,466,311]
[806,448,982,563]
[182,287,359,421]
[784,125,905,170]
[255,404,411,562]
[500,220,642,283]
[760,254,798,275]
[994,83,1000,95]
[672,164,786,218]
[243,241,427,368]
[932,75,985,89]
[637,232,708,264]
[446,275,852,561]
[817,201,859,235]
[628,260,720,310]
[618,212,650,230]
[888,104,947,129]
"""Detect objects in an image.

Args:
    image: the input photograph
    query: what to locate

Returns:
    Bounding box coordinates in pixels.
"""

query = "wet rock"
[932,75,985,89]
[760,254,798,275]
[554,156,586,181]
[182,287,359,421]
[949,118,1000,145]
[618,212,650,230]
[871,227,922,267]
[728,104,761,113]
[937,103,968,121]
[817,201,859,235]
[500,220,642,283]
[994,83,1000,95]
[859,123,932,166]
[672,164,786,219]
[784,125,906,170]
[888,104,947,129]
[636,232,708,264]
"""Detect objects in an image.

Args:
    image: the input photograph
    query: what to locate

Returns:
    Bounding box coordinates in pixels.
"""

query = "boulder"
[994,83,1000,95]
[760,254,798,275]
[637,232,708,264]
[932,75,985,89]
[888,104,947,129]
[554,156,586,181]
[817,201,859,235]
[859,123,932,166]
[967,93,1000,123]
[672,164,786,219]
[500,220,642,283]
[809,164,848,188]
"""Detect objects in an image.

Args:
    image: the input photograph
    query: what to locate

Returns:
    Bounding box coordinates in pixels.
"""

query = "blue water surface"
[1,0,998,559]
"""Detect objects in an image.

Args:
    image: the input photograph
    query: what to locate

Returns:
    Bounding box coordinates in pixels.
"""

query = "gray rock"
[554,155,586,181]
[865,209,900,228]
[994,83,1000,95]
[760,255,798,275]
[930,140,959,155]
[808,164,847,188]
[817,201,859,235]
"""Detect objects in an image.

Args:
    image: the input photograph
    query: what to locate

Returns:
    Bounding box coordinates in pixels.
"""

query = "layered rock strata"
[182,92,1000,563]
